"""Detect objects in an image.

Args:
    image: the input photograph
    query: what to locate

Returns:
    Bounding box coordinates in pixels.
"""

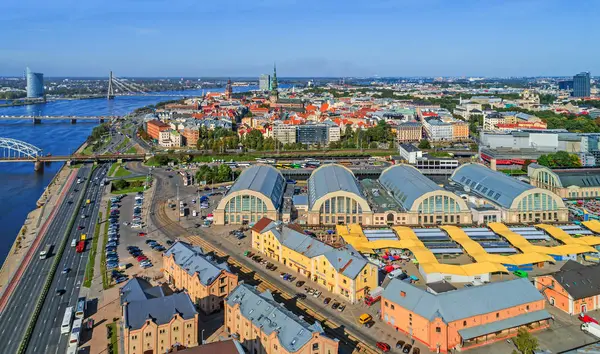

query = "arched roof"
[451,163,534,209]
[226,164,285,209]
[308,164,365,209]
[379,164,444,210]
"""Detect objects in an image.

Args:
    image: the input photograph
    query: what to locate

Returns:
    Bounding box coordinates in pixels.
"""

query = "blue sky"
[0,0,596,77]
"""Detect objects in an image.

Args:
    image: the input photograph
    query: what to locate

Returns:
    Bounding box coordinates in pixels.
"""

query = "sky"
[0,0,597,77]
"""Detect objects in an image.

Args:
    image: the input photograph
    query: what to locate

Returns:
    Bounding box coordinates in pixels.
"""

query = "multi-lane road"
[27,165,108,354]
[0,164,107,354]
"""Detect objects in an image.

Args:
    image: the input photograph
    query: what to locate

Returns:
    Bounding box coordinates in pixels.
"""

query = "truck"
[76,241,85,253]
[86,199,91,205]
[364,286,384,306]
[582,322,600,338]
[80,234,87,241]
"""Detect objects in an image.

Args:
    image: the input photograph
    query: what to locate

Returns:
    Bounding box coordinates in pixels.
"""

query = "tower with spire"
[225,78,233,100]
[270,63,279,104]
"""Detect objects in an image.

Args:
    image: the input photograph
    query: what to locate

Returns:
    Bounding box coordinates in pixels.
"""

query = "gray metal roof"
[557,172,600,188]
[379,164,442,209]
[124,292,197,330]
[270,225,368,279]
[228,165,285,209]
[226,284,329,353]
[458,310,551,340]
[382,278,543,323]
[164,241,231,286]
[120,277,173,305]
[450,163,533,209]
[308,164,365,208]
[274,226,334,258]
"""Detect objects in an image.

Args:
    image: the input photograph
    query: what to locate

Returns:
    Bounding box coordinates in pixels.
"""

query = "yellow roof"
[536,224,600,246]
[583,220,600,234]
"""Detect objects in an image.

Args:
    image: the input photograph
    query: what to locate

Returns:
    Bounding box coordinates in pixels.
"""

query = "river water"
[0,86,263,262]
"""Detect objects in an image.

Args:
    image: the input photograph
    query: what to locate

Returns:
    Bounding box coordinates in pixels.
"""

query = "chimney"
[400,291,406,297]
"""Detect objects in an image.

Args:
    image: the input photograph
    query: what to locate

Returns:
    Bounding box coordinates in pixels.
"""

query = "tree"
[511,327,539,354]
[537,151,581,168]
[418,139,431,149]
[113,179,129,190]
[521,159,533,172]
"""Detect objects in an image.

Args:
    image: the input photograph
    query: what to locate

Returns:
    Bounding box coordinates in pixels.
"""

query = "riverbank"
[0,141,90,295]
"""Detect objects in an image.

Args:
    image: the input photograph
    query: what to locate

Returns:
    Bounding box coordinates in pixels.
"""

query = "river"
[0,85,266,262]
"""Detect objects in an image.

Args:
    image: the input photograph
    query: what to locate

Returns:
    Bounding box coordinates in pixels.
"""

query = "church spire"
[271,63,278,91]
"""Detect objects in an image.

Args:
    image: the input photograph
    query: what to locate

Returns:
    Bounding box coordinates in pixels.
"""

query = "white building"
[423,118,453,141]
[398,143,423,164]
[272,123,297,144]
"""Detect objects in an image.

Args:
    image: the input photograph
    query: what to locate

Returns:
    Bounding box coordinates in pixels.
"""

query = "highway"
[0,164,106,354]
[27,164,108,354]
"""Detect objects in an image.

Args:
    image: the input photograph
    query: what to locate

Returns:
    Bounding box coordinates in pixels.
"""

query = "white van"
[71,239,77,247]
[387,269,405,279]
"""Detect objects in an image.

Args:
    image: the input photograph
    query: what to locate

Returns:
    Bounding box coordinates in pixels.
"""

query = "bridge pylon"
[107,71,115,100]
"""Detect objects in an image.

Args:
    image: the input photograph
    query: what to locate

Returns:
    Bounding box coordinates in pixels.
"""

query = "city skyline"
[0,0,598,77]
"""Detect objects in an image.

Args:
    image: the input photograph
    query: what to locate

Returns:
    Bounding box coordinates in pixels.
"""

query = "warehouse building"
[528,163,600,199]
[450,163,568,223]
[214,165,286,225]
[225,283,340,354]
[306,164,373,225]
[379,165,472,225]
[381,278,551,352]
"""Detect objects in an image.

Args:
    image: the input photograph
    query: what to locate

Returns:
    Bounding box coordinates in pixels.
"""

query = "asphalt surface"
[26,164,108,354]
[0,165,91,352]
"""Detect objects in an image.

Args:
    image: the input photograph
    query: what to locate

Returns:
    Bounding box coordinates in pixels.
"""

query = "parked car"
[323,297,331,305]
[396,341,406,349]
[402,344,412,353]
[296,281,305,287]
[376,342,391,352]
[337,304,345,312]
[331,302,339,310]
[296,293,307,300]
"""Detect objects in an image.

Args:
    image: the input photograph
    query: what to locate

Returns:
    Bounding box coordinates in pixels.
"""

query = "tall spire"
[271,62,278,91]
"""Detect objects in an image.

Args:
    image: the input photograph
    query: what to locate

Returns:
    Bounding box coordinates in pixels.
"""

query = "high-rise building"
[573,72,591,98]
[26,67,44,98]
[558,80,573,91]
[259,74,270,91]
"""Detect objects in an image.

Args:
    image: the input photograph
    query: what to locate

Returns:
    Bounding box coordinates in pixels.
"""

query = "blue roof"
[323,245,369,280]
[379,164,442,210]
[308,164,364,208]
[458,310,551,340]
[164,241,231,286]
[226,284,330,353]
[228,165,285,209]
[292,195,308,206]
[450,163,534,209]
[124,292,197,330]
[382,278,543,323]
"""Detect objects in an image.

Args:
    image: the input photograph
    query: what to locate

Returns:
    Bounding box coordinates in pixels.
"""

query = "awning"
[459,310,551,341]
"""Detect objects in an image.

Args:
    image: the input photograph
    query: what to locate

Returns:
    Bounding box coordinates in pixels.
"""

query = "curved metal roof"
[379,164,442,209]
[450,163,533,209]
[228,164,285,209]
[308,164,364,208]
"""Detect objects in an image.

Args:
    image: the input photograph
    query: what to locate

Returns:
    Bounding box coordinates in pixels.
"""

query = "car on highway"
[62,267,70,274]
[81,215,86,219]
[376,342,391,352]
[77,226,85,230]
[55,289,65,296]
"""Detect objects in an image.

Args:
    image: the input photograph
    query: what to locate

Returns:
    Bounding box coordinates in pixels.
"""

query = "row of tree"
[536,151,582,168]
[195,164,239,184]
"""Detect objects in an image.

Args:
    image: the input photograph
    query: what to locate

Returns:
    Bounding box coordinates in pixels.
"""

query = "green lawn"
[107,322,119,354]
[108,163,119,177]
[110,185,146,194]
[125,146,137,154]
[83,212,101,287]
[113,166,132,178]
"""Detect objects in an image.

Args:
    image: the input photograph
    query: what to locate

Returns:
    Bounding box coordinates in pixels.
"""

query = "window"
[435,327,441,333]
[391,304,395,310]
[313,343,319,350]
[463,321,467,326]
[343,279,347,284]
[384,301,388,307]
[496,313,499,318]
[526,305,530,311]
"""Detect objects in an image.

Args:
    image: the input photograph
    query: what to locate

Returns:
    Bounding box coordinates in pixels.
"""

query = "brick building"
[163,241,238,314]
[146,119,170,140]
[381,278,551,352]
[534,260,600,315]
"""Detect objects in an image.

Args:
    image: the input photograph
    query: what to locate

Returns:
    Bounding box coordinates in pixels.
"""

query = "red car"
[78,226,84,230]
[137,256,148,262]
[138,232,147,237]
[376,342,390,352]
